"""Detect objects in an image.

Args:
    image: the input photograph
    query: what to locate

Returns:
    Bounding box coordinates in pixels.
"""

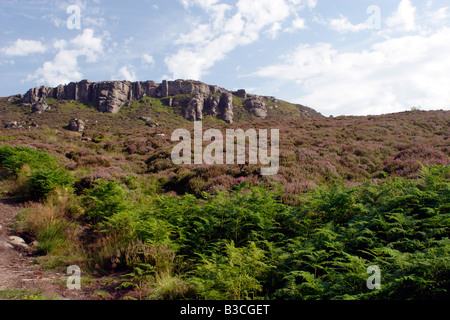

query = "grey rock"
[8,236,29,249]
[185,94,204,121]
[246,96,267,119]
[220,93,234,124]
[139,116,153,122]
[31,98,50,113]
[207,95,221,117]
[4,121,26,129]
[97,81,130,113]
[22,85,53,104]
[68,118,85,132]
[161,79,222,98]
[234,89,247,99]
[5,121,18,129]
[19,79,324,123]
[21,79,228,119]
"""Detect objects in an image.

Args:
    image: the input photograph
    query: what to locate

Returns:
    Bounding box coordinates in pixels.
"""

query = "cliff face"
[21,79,322,123]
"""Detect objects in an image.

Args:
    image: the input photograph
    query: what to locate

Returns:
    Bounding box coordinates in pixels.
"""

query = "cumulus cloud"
[142,54,156,68]
[329,15,372,33]
[26,29,103,87]
[1,39,47,56]
[165,0,314,80]
[116,65,137,81]
[252,27,450,116]
[386,0,417,32]
[286,16,307,32]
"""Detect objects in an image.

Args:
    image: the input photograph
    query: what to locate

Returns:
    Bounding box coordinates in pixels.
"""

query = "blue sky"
[1,0,450,116]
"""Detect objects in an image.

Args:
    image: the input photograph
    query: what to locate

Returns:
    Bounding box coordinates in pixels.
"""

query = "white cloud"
[165,0,313,80]
[252,27,450,116]
[142,54,155,67]
[288,16,307,31]
[386,0,417,32]
[26,29,103,87]
[426,6,450,25]
[266,22,283,39]
[1,39,47,56]
[116,66,137,81]
[329,14,371,33]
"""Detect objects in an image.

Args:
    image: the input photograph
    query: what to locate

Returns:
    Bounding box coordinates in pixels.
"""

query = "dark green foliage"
[82,179,130,222]
[273,164,449,300]
[82,164,449,300]
[0,144,57,176]
[192,241,271,300]
[0,144,73,201]
[27,167,73,201]
[1,143,448,300]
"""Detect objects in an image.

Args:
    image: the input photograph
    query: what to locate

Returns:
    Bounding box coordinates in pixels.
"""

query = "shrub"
[192,241,270,300]
[82,179,130,222]
[0,144,57,177]
[27,167,74,201]
[13,200,76,254]
[148,272,195,300]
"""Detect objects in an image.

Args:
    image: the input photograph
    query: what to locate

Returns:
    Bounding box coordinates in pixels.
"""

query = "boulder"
[31,98,50,113]
[234,89,247,99]
[5,121,18,129]
[139,116,153,122]
[4,121,26,129]
[246,96,267,119]
[8,236,29,249]
[68,118,85,132]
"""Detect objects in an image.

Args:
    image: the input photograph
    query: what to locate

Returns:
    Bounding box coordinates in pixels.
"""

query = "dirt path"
[0,198,88,300]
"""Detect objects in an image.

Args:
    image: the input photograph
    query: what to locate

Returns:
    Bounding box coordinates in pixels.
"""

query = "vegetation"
[0,144,448,300]
[0,96,448,300]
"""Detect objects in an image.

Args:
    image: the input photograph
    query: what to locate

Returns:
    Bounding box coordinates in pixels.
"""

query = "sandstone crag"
[21,79,323,123]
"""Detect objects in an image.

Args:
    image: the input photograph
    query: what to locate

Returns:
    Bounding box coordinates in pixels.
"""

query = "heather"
[0,98,449,300]
[0,149,448,300]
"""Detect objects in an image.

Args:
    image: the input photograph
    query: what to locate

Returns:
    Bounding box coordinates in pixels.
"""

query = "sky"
[1,0,450,116]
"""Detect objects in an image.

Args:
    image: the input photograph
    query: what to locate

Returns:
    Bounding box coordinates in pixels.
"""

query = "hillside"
[0,83,449,301]
[1,90,448,203]
[13,79,323,124]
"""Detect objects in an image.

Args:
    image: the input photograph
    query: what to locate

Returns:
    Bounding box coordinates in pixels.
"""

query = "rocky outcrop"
[246,96,267,119]
[97,81,130,113]
[161,80,223,98]
[22,80,160,112]
[233,89,247,99]
[21,79,323,123]
[207,95,221,117]
[220,93,234,124]
[22,79,220,116]
[185,94,204,122]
